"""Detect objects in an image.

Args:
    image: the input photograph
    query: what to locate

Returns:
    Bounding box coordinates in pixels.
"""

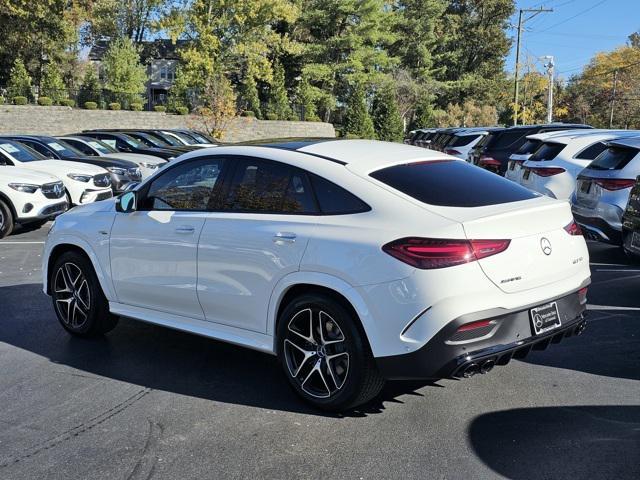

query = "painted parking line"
[594,268,640,273]
[587,304,640,311]
[590,262,629,267]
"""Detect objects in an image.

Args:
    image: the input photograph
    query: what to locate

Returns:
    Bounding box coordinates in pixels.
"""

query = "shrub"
[0,96,4,105]
[37,96,53,106]
[84,101,98,110]
[265,112,278,120]
[60,98,75,107]
[130,102,143,111]
[241,110,255,117]
[108,102,121,111]
[153,105,166,112]
[13,96,28,105]
[175,106,189,115]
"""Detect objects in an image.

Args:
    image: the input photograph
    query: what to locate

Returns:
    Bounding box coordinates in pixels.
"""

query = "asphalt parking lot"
[0,223,638,480]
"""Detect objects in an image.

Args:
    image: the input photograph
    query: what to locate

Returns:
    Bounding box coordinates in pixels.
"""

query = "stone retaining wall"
[0,105,335,141]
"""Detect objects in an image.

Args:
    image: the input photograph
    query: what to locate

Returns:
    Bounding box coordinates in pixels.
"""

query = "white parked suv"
[0,166,67,238]
[519,130,640,199]
[43,140,590,410]
[0,140,113,205]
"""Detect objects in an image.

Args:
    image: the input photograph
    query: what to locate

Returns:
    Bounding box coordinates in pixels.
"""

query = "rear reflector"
[382,237,511,269]
[457,320,493,333]
[593,178,636,191]
[578,286,588,304]
[564,220,583,236]
[531,167,566,177]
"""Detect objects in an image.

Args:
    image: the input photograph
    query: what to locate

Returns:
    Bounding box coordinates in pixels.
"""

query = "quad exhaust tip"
[461,359,496,378]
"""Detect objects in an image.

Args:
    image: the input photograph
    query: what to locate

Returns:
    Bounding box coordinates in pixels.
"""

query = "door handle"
[273,232,297,243]
[175,225,195,234]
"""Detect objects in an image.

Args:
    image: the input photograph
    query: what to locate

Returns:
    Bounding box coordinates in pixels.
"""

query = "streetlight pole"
[543,56,555,123]
[513,7,553,126]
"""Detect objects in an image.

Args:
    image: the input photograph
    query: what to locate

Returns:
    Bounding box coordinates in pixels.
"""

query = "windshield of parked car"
[118,134,144,149]
[130,133,167,148]
[516,139,541,155]
[589,146,639,170]
[170,131,196,144]
[87,140,117,154]
[370,159,538,207]
[0,141,46,162]
[529,142,566,161]
[48,140,85,158]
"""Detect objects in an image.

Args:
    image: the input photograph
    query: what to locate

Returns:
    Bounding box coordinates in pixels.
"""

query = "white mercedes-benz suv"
[42,140,591,411]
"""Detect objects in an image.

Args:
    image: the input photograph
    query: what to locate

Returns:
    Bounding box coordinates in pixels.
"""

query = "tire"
[50,251,119,337]
[0,199,14,239]
[277,293,385,411]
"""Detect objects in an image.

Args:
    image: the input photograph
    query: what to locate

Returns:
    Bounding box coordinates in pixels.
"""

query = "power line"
[530,0,608,34]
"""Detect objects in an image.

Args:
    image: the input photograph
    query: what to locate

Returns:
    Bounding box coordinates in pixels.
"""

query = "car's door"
[197,156,318,333]
[110,156,227,319]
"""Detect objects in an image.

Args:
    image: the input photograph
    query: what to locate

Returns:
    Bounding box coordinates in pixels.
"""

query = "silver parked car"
[572,136,640,244]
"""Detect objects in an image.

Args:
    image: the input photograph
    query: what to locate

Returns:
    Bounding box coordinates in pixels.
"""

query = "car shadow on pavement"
[468,405,640,480]
[0,283,438,417]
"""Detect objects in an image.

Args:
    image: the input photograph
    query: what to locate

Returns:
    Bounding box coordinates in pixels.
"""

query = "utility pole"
[609,69,618,128]
[513,7,553,126]
[543,56,555,123]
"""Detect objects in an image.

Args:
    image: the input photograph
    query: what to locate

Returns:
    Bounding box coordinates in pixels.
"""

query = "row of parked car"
[0,129,218,238]
[406,124,640,260]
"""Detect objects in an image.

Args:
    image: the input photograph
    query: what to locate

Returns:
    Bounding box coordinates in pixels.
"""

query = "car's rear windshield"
[474,132,495,150]
[516,139,541,155]
[529,142,566,161]
[491,130,531,149]
[370,160,538,207]
[589,146,639,170]
[449,134,481,147]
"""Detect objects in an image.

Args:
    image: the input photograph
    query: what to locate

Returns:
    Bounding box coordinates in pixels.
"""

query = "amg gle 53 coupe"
[43,140,590,411]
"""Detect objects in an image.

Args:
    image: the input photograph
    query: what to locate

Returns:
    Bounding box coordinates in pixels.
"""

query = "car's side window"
[70,141,93,156]
[142,158,225,211]
[224,158,318,214]
[575,142,607,160]
[21,141,53,158]
[310,174,371,214]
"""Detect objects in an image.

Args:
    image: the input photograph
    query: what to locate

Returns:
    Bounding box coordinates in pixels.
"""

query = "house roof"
[88,39,190,62]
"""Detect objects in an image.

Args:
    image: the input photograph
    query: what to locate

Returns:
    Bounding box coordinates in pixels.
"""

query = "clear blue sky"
[506,0,640,80]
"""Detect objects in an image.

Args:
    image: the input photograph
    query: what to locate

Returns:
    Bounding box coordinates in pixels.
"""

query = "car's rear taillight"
[382,237,511,269]
[592,178,636,191]
[456,319,494,333]
[445,149,461,155]
[578,286,588,304]
[564,220,582,236]
[531,167,565,177]
[479,155,500,167]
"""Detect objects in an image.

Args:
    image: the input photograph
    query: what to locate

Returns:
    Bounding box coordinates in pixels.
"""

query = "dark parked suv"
[622,176,640,260]
[469,123,592,175]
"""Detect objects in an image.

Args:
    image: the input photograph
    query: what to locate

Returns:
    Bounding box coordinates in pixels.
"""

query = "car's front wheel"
[51,251,119,337]
[277,293,385,411]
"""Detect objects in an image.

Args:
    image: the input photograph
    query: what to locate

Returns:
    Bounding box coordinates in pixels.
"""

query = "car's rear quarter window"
[370,160,538,207]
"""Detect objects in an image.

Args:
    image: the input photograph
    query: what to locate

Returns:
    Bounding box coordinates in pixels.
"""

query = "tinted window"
[225,159,317,214]
[370,160,538,207]
[529,142,566,161]
[129,133,161,147]
[310,175,370,214]
[449,134,481,148]
[516,139,541,154]
[65,140,94,155]
[589,147,639,171]
[575,142,607,160]
[145,158,225,210]
[20,140,55,158]
[49,140,84,158]
[0,141,44,162]
[149,132,181,146]
[493,130,530,149]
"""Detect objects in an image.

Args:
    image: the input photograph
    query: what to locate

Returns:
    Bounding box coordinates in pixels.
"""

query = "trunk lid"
[429,198,588,293]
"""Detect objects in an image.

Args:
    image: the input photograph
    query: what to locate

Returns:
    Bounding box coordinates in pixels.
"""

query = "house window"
[159,65,175,82]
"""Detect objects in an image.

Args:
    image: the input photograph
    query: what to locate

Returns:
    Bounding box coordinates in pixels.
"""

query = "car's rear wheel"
[277,293,385,411]
[51,251,119,337]
[0,199,14,239]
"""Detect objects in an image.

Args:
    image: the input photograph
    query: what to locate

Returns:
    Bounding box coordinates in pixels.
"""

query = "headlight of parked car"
[8,183,39,193]
[67,173,92,182]
[139,162,159,169]
[106,167,128,176]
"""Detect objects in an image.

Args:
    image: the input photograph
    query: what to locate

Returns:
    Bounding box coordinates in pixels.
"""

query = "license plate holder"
[530,301,562,335]
[523,169,531,180]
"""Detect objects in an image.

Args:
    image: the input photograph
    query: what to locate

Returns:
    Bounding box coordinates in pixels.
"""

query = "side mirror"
[116,191,137,213]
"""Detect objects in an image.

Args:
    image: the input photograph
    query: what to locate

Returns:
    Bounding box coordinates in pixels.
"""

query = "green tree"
[343,82,375,138]
[101,37,147,107]
[6,58,32,100]
[372,82,404,142]
[297,77,320,121]
[41,62,67,103]
[411,95,436,129]
[267,61,292,120]
[240,72,262,118]
[78,66,102,105]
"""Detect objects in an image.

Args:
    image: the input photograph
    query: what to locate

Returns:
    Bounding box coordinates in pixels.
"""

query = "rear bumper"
[375,285,588,380]
[573,212,622,245]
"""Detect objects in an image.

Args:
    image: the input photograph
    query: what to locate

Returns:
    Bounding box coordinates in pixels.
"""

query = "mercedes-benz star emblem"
[540,237,552,256]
